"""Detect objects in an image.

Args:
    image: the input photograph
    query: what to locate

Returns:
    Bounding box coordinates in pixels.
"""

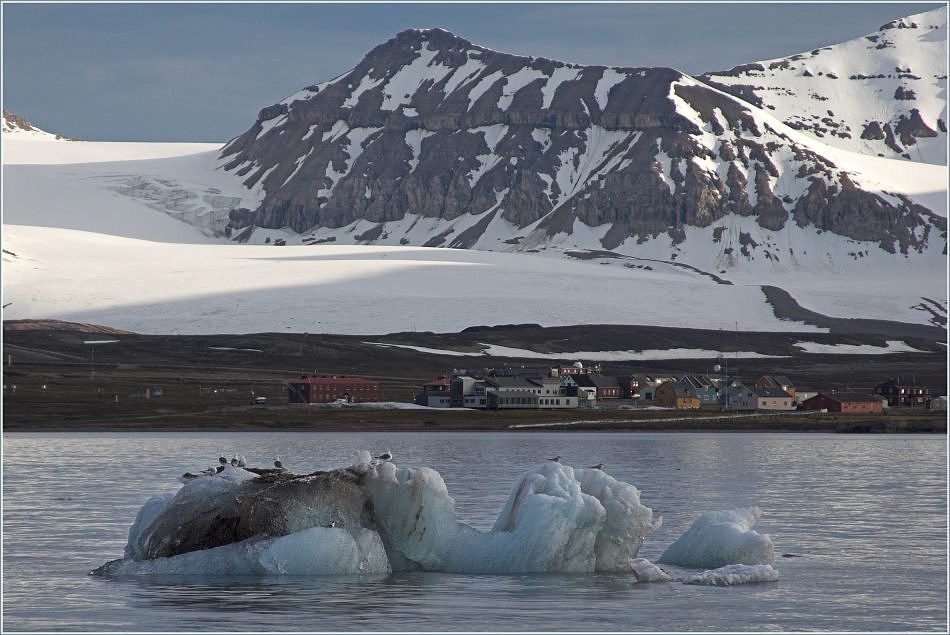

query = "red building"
[287,375,381,404]
[575,374,622,399]
[801,393,883,414]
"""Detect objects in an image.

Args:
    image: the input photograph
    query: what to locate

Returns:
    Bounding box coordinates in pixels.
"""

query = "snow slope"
[2,110,70,141]
[2,113,945,334]
[701,7,947,164]
[2,224,825,335]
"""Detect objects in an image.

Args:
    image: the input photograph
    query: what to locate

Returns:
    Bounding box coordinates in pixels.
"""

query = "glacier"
[93,455,776,583]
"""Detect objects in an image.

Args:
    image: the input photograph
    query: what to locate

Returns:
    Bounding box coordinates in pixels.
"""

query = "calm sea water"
[2,432,946,632]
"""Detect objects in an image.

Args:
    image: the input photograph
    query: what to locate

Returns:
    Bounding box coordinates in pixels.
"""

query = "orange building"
[654,381,701,409]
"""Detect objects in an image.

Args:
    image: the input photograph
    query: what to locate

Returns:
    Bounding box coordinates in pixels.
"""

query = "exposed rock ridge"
[220,25,945,260]
[2,110,74,140]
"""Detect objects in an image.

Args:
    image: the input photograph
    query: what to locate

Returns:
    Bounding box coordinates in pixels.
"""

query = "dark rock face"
[221,28,942,257]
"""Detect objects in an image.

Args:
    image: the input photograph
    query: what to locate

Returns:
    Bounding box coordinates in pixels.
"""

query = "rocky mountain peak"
[218,21,945,266]
[3,110,36,132]
[2,110,73,140]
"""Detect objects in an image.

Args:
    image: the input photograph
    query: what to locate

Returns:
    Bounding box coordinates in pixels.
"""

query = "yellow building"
[654,381,701,409]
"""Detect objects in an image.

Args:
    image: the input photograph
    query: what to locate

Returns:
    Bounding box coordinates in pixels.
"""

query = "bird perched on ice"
[588,463,605,471]
[218,455,227,465]
[201,466,217,476]
[274,457,284,469]
[230,456,239,467]
[237,455,247,468]
[375,449,393,462]
[548,456,561,463]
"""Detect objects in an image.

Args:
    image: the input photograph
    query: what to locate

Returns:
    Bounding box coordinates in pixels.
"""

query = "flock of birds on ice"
[181,452,605,483]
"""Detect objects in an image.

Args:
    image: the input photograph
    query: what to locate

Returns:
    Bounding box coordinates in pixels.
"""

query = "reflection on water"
[3,431,946,631]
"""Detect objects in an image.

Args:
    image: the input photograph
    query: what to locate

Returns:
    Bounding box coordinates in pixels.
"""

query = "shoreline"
[4,408,945,434]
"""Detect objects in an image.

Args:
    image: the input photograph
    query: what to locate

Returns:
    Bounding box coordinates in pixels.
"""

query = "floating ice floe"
[658,506,774,569]
[683,563,779,586]
[630,558,672,583]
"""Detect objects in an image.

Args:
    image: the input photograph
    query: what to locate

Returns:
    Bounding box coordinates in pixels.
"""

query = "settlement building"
[754,387,797,411]
[874,379,931,407]
[679,375,719,405]
[721,383,757,411]
[575,374,622,399]
[654,381,701,409]
[450,374,577,409]
[287,375,381,404]
[801,393,884,414]
[415,376,452,407]
[793,386,819,406]
[617,375,662,400]
[756,375,795,399]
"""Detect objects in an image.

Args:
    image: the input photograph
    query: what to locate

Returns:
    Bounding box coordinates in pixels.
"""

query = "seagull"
[375,449,393,462]
[548,456,561,462]
[588,463,605,471]
[274,457,284,469]
[237,455,247,468]
[178,473,198,483]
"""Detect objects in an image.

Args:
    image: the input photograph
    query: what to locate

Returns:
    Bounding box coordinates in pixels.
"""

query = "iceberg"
[683,563,779,586]
[94,457,661,577]
[629,558,672,583]
[657,506,774,569]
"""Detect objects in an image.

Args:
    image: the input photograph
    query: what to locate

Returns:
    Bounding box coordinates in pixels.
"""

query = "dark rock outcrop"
[220,27,942,260]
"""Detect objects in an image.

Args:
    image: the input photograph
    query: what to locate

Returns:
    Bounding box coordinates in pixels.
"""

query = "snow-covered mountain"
[219,25,946,274]
[2,14,947,336]
[2,110,73,140]
[701,7,947,164]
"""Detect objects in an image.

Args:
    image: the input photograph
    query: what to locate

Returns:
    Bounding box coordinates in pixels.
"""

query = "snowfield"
[1,134,946,335]
[3,138,253,243]
[366,342,786,361]
[2,224,823,335]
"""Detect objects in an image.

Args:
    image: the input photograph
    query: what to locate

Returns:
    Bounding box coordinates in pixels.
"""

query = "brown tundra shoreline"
[4,406,945,434]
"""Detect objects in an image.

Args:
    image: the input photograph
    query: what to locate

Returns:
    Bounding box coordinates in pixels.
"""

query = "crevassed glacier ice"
[94,457,661,577]
[657,506,774,569]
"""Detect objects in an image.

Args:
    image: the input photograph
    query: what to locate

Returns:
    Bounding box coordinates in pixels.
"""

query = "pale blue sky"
[2,2,942,141]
